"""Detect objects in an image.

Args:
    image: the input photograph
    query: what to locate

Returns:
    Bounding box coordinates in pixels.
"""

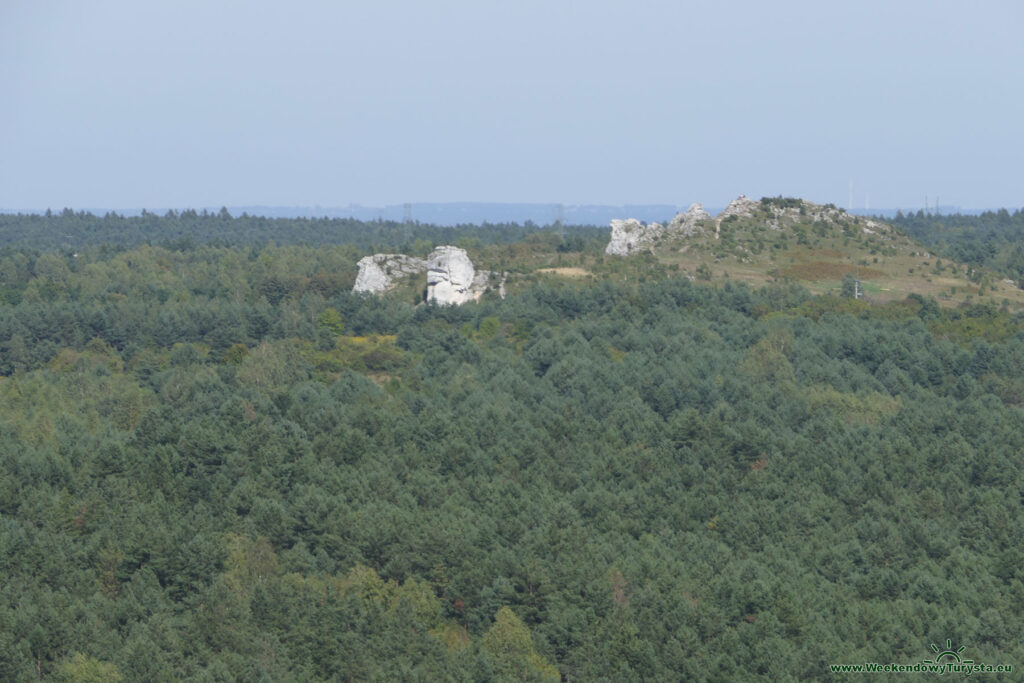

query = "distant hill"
[592,196,1024,309]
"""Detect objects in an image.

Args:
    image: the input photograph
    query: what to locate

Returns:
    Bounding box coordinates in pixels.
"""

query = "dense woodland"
[889,208,1024,285]
[2,216,1024,680]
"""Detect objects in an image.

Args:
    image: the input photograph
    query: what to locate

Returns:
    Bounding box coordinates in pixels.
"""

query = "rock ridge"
[605,201,715,255]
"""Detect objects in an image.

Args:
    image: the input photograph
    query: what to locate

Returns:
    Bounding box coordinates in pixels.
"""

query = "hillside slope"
[602,196,1024,309]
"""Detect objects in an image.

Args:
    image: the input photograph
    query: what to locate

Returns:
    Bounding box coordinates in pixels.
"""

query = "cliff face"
[353,246,495,305]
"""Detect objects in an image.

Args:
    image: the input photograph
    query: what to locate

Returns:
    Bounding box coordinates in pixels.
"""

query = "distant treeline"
[887,208,1024,284]
[0,208,609,253]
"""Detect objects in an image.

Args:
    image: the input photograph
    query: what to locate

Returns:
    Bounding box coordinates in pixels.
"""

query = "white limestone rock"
[713,195,761,239]
[605,218,665,256]
[605,203,715,255]
[666,203,712,236]
[353,254,428,294]
[426,246,478,305]
[354,245,497,305]
[717,195,759,221]
[863,219,889,233]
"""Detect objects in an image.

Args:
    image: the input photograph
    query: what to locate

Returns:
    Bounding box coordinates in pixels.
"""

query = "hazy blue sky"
[2,0,1021,212]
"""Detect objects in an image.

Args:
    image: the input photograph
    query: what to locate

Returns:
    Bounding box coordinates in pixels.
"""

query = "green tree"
[841,273,857,298]
[318,307,345,336]
[55,653,123,683]
[482,607,560,681]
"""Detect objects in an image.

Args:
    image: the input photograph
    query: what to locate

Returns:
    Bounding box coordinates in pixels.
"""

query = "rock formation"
[353,246,497,305]
[666,203,713,236]
[426,246,479,305]
[605,203,713,255]
[605,218,666,256]
[605,195,780,253]
[717,195,759,221]
[353,254,428,294]
[713,195,760,237]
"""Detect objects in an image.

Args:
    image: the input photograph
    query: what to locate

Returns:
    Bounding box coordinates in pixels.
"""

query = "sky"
[1,0,1021,213]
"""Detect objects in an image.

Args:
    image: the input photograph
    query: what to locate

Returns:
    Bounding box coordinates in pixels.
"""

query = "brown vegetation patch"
[536,267,590,277]
[780,262,884,281]
[807,248,845,259]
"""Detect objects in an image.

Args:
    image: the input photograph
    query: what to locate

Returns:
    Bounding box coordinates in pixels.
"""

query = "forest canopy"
[2,218,1024,680]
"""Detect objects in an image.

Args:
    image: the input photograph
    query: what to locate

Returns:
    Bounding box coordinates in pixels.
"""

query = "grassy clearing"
[647,226,1024,310]
[780,262,885,281]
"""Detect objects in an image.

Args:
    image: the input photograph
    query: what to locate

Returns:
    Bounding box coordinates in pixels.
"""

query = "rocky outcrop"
[604,195,773,252]
[605,203,713,255]
[605,194,897,255]
[354,246,497,305]
[426,246,479,305]
[667,203,712,235]
[717,195,759,221]
[605,218,666,256]
[353,254,427,294]
[713,196,760,238]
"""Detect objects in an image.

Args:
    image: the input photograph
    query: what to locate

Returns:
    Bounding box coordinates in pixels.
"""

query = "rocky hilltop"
[606,195,892,255]
[354,245,498,305]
